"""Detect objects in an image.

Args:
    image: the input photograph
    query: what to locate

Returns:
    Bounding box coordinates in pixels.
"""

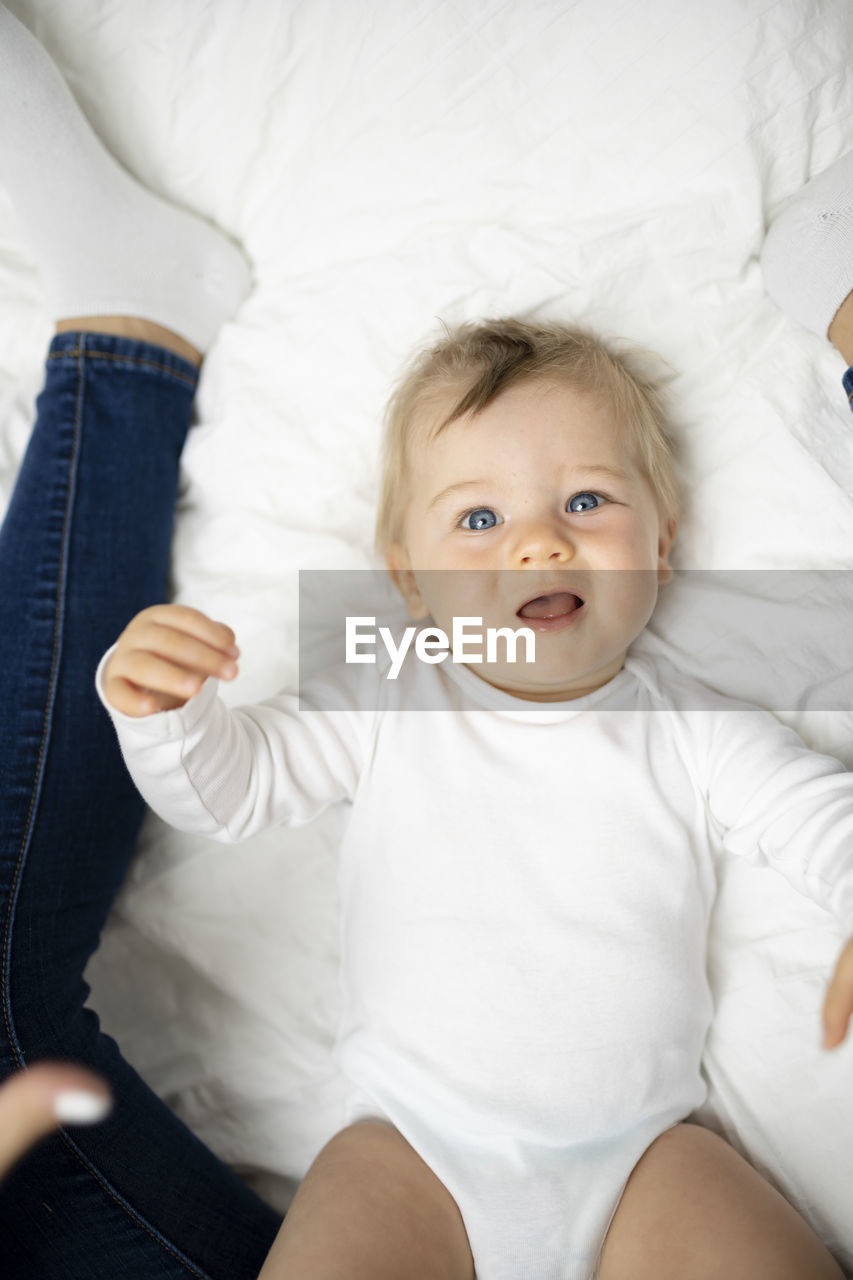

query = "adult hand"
[823,936,853,1049]
[0,1063,112,1179]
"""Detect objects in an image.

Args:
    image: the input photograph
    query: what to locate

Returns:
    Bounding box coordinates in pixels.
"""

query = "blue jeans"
[0,333,282,1279]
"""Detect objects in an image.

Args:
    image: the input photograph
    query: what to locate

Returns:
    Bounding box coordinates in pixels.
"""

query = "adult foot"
[760,150,853,347]
[0,7,250,356]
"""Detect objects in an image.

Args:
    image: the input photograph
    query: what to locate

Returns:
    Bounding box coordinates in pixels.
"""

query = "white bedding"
[1,0,853,1267]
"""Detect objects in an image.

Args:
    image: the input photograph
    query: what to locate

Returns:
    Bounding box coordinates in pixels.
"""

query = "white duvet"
[1,0,852,1269]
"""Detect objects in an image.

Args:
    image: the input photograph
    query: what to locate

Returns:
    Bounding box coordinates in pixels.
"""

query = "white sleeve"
[691,704,853,928]
[95,646,375,843]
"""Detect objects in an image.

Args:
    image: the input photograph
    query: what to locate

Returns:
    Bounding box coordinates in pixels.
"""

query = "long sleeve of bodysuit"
[95,647,375,842]
[676,698,853,929]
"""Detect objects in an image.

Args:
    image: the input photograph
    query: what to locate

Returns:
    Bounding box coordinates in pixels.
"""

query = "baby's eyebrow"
[427,479,489,511]
[574,465,633,483]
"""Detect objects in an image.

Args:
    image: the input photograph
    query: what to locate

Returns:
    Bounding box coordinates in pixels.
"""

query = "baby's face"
[386,378,676,701]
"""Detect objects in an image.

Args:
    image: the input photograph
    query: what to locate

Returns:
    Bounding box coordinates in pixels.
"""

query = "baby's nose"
[514,522,575,567]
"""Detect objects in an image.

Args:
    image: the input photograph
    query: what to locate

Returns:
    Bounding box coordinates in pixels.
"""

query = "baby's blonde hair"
[374,317,681,555]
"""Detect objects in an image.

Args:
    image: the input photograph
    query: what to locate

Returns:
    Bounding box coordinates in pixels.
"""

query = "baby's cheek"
[601,568,660,630]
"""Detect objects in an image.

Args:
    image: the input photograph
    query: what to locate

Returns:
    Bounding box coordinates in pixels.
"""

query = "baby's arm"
[695,704,853,1048]
[99,603,365,841]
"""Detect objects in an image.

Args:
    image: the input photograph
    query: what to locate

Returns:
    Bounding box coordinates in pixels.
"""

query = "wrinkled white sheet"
[1,0,852,1267]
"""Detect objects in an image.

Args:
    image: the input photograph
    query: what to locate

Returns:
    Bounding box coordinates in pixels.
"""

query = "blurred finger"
[0,1064,112,1179]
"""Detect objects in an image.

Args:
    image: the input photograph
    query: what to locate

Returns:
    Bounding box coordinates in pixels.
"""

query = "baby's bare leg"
[257,1120,475,1280]
[598,1122,844,1280]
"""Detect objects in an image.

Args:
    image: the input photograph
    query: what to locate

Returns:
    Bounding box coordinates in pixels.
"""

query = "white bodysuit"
[97,642,853,1280]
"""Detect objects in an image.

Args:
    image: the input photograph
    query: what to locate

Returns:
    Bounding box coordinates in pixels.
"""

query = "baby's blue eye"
[567,491,604,513]
[461,507,502,531]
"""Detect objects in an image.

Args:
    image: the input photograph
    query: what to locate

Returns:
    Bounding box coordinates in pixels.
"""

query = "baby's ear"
[657,516,677,585]
[385,545,430,620]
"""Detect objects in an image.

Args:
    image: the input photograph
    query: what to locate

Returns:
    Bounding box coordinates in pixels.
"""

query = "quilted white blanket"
[1,0,852,1268]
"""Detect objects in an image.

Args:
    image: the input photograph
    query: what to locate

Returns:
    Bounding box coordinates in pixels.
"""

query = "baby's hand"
[103,604,239,717]
[822,936,853,1049]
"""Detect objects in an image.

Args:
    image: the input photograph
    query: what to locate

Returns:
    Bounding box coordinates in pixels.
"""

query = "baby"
[99,318,853,1280]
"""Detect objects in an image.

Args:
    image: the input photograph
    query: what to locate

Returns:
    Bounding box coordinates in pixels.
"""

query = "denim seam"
[47,341,197,389]
[56,1133,212,1280]
[2,336,213,1280]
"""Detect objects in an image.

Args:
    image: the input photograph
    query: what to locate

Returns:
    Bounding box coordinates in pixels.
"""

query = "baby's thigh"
[597,1122,843,1280]
[257,1119,474,1280]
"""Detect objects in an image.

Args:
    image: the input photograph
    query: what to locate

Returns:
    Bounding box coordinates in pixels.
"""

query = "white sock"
[760,150,853,341]
[0,6,251,353]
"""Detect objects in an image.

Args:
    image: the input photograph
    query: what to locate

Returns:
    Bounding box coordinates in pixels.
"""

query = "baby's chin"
[465,656,627,703]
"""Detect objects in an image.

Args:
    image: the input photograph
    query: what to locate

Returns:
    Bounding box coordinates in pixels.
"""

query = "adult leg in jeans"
[0,326,283,1278]
[0,7,283,1271]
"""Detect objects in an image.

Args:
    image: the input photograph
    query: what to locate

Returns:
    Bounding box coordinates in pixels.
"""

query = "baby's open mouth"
[516,591,584,620]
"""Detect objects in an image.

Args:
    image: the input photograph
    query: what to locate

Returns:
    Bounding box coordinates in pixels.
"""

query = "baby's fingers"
[105,635,239,717]
[136,621,239,681]
[104,673,184,717]
[136,605,239,658]
[822,936,853,1050]
[106,653,210,717]
[104,605,241,717]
